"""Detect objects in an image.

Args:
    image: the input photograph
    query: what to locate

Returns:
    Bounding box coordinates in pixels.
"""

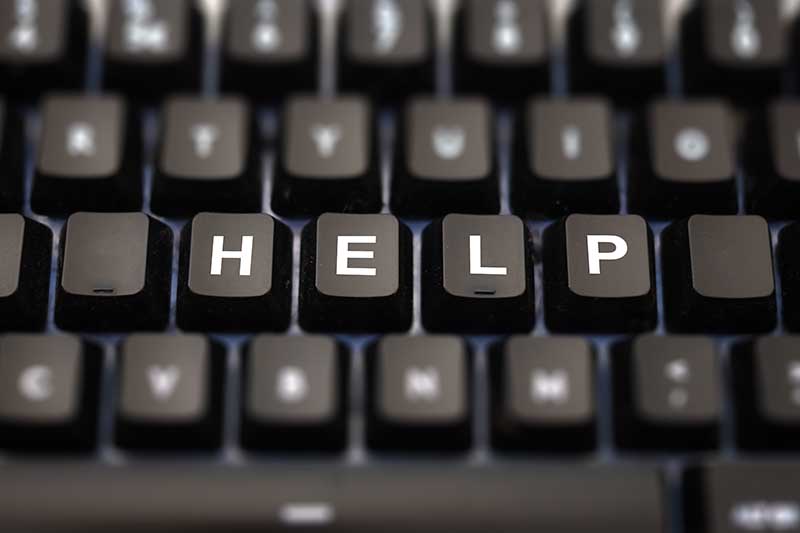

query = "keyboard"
[2,0,800,532]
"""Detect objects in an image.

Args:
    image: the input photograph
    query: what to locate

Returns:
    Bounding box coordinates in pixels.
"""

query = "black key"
[55,212,172,332]
[457,0,549,99]
[152,96,261,216]
[299,213,412,333]
[513,98,618,217]
[177,213,292,332]
[0,463,666,533]
[341,0,432,100]
[0,101,25,211]
[367,335,471,452]
[569,0,668,103]
[422,214,535,333]
[273,96,380,216]
[393,97,498,217]
[732,336,800,450]
[780,222,800,331]
[543,214,656,333]
[241,335,347,452]
[662,215,777,333]
[0,214,51,331]
[0,334,100,451]
[116,334,224,450]
[683,0,786,103]
[490,336,595,452]
[685,463,800,533]
[0,0,87,95]
[103,0,203,98]
[745,100,800,218]
[613,335,721,450]
[31,94,142,216]
[222,0,316,100]
[629,100,737,218]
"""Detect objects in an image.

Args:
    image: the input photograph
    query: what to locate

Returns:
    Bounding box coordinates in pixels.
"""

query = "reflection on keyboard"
[0,0,800,532]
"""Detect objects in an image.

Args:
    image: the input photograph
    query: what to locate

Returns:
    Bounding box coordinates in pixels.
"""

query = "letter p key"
[587,235,628,275]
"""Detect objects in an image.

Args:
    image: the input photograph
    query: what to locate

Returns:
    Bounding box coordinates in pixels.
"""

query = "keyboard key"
[685,463,800,533]
[0,0,87,95]
[457,0,549,99]
[55,212,173,332]
[0,101,25,211]
[732,336,800,450]
[299,213,412,333]
[779,222,800,331]
[272,96,380,216]
[421,214,535,333]
[662,215,777,333]
[629,100,737,218]
[543,214,657,333]
[31,94,142,215]
[222,0,316,99]
[0,334,100,451]
[0,214,51,331]
[367,335,471,452]
[569,0,668,102]
[152,96,261,216]
[177,213,292,332]
[103,0,203,97]
[393,98,498,217]
[745,101,800,218]
[341,0,432,99]
[683,0,786,102]
[0,463,666,533]
[490,336,596,452]
[241,335,347,452]
[116,334,224,450]
[614,335,721,450]
[513,98,618,217]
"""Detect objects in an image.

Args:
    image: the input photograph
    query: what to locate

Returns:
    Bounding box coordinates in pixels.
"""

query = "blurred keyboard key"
[663,215,776,333]
[614,335,721,450]
[273,96,380,216]
[152,97,261,216]
[367,335,471,452]
[733,336,800,450]
[422,214,535,333]
[177,213,292,332]
[457,0,549,99]
[491,336,596,452]
[0,214,51,331]
[56,212,173,332]
[104,0,203,98]
[222,0,316,99]
[0,334,100,451]
[543,214,657,333]
[629,100,737,217]
[300,213,412,333]
[116,334,224,450]
[569,0,668,103]
[393,98,498,217]
[0,0,87,95]
[241,335,347,452]
[683,0,786,103]
[514,98,618,217]
[31,94,142,215]
[341,0,432,99]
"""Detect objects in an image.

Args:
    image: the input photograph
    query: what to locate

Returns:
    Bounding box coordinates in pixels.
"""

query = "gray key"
[242,335,347,451]
[367,335,471,451]
[178,213,292,332]
[491,336,596,451]
[347,0,429,63]
[56,212,173,332]
[116,334,224,450]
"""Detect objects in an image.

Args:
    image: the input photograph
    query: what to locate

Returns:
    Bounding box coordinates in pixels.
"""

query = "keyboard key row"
[2,333,800,454]
[1,211,792,334]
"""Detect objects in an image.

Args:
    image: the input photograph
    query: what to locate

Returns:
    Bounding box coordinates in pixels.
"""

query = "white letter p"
[587,235,628,275]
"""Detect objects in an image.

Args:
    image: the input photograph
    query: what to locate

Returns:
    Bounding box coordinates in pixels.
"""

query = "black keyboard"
[1,1,800,532]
